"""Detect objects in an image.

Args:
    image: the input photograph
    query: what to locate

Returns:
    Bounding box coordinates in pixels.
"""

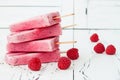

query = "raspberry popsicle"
[7,37,59,52]
[8,24,62,43]
[10,12,61,32]
[5,50,60,66]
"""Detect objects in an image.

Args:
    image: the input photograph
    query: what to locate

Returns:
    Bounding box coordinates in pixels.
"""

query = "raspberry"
[90,33,99,42]
[28,57,41,71]
[94,43,105,54]
[106,45,116,55]
[67,48,79,60]
[58,57,71,70]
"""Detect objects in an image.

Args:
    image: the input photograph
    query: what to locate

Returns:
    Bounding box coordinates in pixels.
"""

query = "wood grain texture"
[74,30,120,80]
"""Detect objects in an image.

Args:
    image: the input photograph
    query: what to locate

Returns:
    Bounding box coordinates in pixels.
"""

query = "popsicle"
[5,50,60,66]
[8,24,62,43]
[7,37,59,52]
[10,12,61,32]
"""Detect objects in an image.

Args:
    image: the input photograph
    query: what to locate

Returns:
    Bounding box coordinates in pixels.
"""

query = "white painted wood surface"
[0,7,60,28]
[74,30,120,80]
[74,0,87,28]
[88,0,120,29]
[0,0,120,80]
[0,0,61,6]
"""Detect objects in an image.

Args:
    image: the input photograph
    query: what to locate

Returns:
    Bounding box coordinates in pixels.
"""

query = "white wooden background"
[0,0,120,80]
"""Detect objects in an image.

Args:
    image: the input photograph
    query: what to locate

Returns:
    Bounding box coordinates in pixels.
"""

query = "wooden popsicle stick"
[53,13,74,19]
[62,24,77,29]
[60,51,67,54]
[56,41,77,44]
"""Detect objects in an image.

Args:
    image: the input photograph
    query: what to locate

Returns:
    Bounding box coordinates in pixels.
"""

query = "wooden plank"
[0,7,60,28]
[61,0,74,28]
[89,0,120,7]
[0,0,61,6]
[88,0,120,29]
[74,0,87,28]
[74,30,120,80]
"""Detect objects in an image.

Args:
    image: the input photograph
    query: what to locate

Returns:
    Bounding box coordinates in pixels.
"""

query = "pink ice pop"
[10,12,61,32]
[8,24,62,43]
[7,37,59,52]
[5,50,60,66]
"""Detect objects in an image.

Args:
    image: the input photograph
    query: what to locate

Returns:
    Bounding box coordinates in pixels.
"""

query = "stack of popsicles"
[5,12,62,66]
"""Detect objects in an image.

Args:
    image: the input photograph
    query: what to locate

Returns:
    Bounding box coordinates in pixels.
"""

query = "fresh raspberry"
[67,48,79,60]
[106,45,116,55]
[28,57,41,71]
[58,57,71,70]
[94,43,105,54]
[90,33,99,42]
